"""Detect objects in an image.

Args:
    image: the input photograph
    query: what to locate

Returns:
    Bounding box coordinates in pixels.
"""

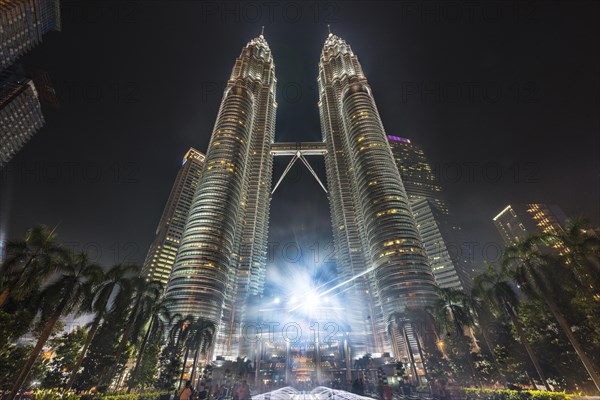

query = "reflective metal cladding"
[165,32,437,359]
[164,34,276,357]
[318,33,438,353]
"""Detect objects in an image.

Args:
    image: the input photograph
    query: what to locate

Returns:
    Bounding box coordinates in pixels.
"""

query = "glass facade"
[164,34,276,359]
[493,203,568,252]
[387,136,470,291]
[0,0,61,72]
[0,70,44,166]
[142,148,205,285]
[318,34,437,356]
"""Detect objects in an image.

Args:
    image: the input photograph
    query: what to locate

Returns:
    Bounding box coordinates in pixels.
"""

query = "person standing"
[382,383,393,400]
[197,385,208,400]
[236,380,252,400]
[180,381,194,400]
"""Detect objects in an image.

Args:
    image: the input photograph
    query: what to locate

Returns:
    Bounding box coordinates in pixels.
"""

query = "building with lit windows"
[142,148,205,285]
[166,33,437,382]
[386,136,446,212]
[409,199,464,290]
[0,68,44,167]
[493,203,568,249]
[0,0,61,72]
[386,135,475,291]
[318,32,437,368]
[164,32,277,358]
[0,0,60,166]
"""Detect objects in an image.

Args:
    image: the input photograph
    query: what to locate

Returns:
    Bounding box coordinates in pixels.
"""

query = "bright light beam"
[288,265,377,313]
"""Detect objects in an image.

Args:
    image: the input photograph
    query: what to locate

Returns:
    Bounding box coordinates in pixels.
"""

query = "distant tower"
[387,135,472,291]
[0,0,60,165]
[318,33,437,357]
[0,0,61,72]
[142,148,205,285]
[164,33,276,358]
[0,68,44,167]
[493,203,568,252]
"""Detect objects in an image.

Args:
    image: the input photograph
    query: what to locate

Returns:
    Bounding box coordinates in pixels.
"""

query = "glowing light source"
[303,292,319,311]
[273,297,280,304]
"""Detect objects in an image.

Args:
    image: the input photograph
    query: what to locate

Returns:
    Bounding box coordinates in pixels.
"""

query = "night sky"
[2,1,598,281]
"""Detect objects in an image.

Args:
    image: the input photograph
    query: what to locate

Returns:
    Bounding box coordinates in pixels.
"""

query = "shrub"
[33,390,169,400]
[465,388,571,400]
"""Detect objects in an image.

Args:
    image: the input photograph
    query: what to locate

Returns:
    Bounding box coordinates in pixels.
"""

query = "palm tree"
[101,276,162,386]
[65,264,138,390]
[554,217,600,293]
[128,292,171,391]
[462,288,507,386]
[472,262,550,390]
[156,314,189,391]
[504,233,600,391]
[0,225,67,308]
[186,318,215,386]
[433,287,481,388]
[6,251,100,400]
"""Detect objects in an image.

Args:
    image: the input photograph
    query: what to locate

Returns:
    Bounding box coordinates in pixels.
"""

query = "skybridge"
[270,142,328,195]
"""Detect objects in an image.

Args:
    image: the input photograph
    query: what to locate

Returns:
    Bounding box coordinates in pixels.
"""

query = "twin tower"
[164,32,438,358]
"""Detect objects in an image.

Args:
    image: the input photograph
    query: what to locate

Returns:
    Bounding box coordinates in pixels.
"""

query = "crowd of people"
[177,380,252,400]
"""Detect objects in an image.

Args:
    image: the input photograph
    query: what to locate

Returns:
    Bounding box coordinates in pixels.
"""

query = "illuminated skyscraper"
[387,136,470,291]
[142,148,205,285]
[0,0,60,166]
[493,203,567,250]
[318,33,437,356]
[386,136,446,212]
[166,33,440,372]
[0,69,44,167]
[0,0,61,72]
[164,33,276,357]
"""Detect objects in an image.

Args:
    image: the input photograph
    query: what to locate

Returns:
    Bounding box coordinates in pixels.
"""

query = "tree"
[553,217,600,294]
[75,308,129,390]
[42,327,87,388]
[157,315,193,391]
[504,233,600,392]
[128,293,171,391]
[6,251,100,400]
[0,225,67,308]
[101,277,162,387]
[65,264,138,390]
[433,287,481,388]
[472,262,550,390]
[185,318,215,386]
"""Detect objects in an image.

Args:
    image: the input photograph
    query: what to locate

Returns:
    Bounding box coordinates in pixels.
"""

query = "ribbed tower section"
[318,33,437,355]
[165,34,276,359]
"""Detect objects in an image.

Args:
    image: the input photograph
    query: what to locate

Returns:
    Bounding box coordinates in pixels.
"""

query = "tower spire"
[327,24,331,35]
[260,25,264,37]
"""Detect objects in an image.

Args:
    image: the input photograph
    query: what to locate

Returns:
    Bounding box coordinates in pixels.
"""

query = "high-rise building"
[386,135,472,291]
[1,68,44,167]
[493,203,568,249]
[142,148,205,285]
[164,33,276,358]
[387,135,446,212]
[166,33,439,377]
[318,33,437,358]
[410,199,464,290]
[0,0,60,166]
[0,0,61,72]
